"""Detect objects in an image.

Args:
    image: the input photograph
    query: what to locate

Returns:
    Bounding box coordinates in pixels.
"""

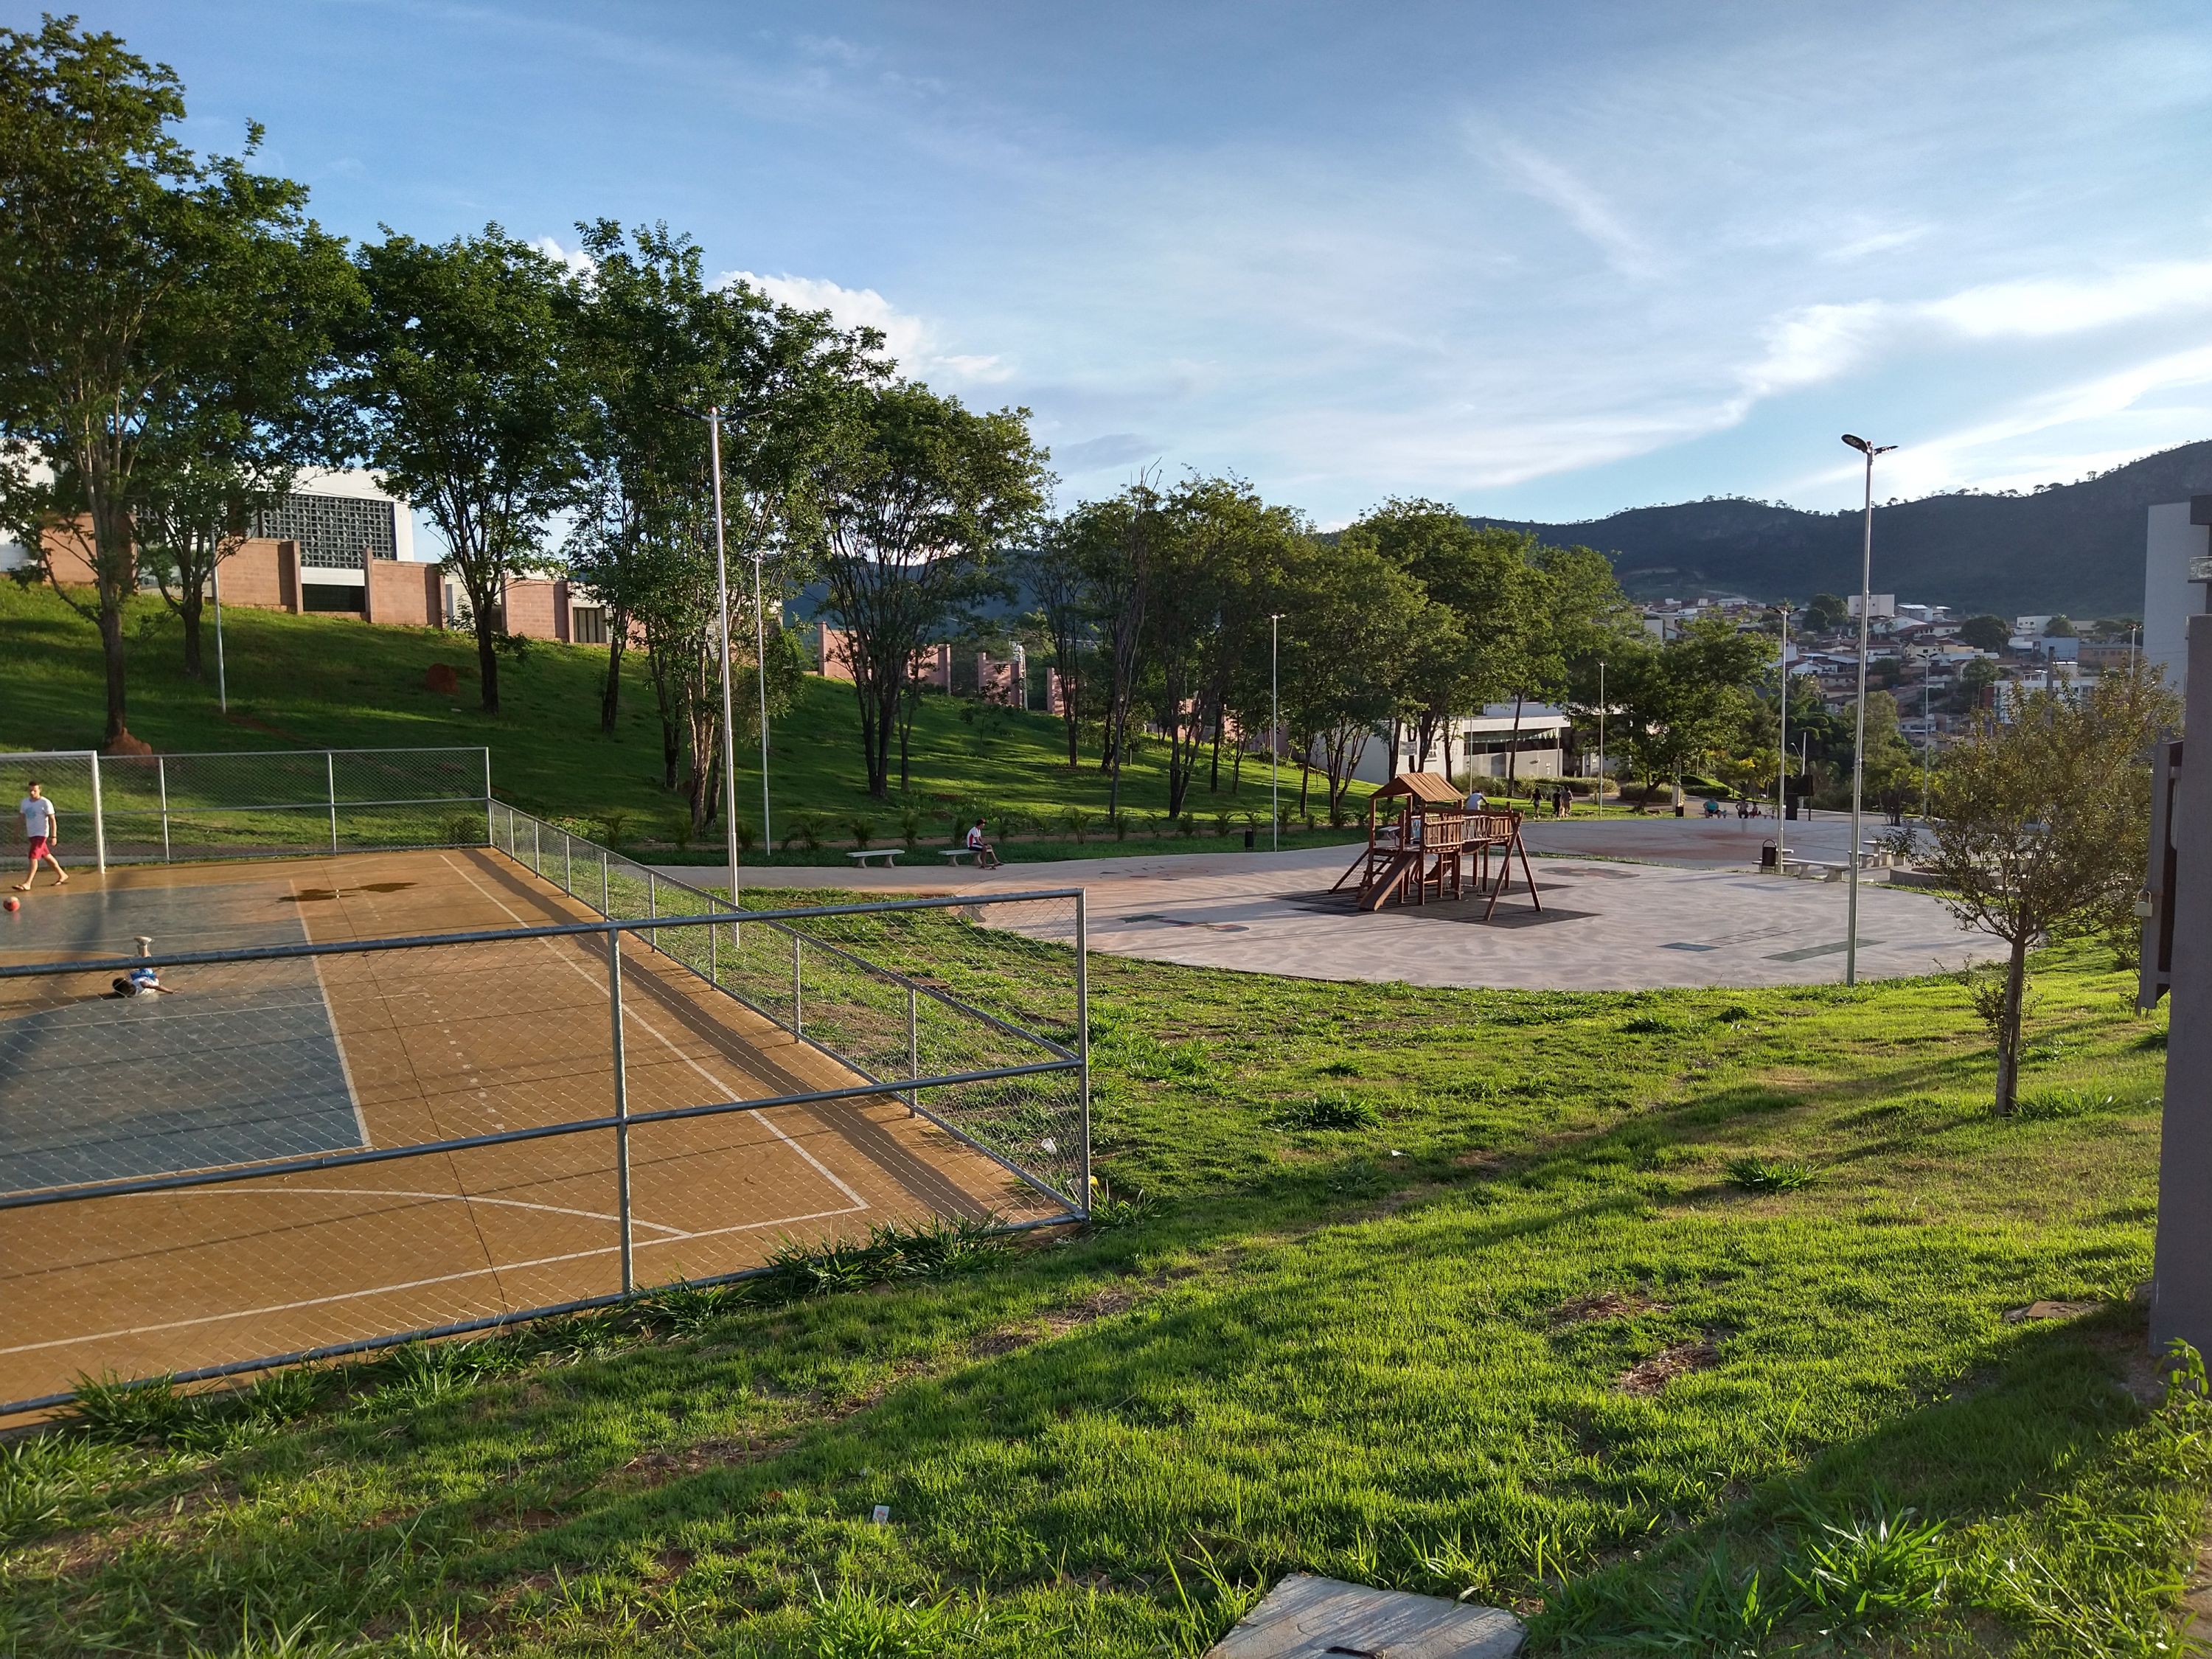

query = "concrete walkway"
[661,825,1994,991]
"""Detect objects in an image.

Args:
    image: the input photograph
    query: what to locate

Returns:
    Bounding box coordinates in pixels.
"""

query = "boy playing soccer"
[15,781,67,891]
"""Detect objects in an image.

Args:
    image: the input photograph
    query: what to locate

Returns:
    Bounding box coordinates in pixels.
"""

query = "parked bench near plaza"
[844,847,903,867]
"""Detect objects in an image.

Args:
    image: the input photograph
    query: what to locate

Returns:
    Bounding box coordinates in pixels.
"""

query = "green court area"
[1,922,2197,1657]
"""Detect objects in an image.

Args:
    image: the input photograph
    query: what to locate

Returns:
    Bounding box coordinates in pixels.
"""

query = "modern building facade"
[2146,498,2211,696]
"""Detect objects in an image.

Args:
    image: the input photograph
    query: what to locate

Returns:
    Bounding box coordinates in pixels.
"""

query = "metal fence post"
[1077,891,1091,1216]
[563,832,573,895]
[601,846,610,915]
[608,925,634,1295]
[647,871,658,951]
[532,815,542,875]
[792,932,804,1035]
[327,752,339,854]
[156,755,171,864]
[84,751,107,875]
[906,983,919,1114]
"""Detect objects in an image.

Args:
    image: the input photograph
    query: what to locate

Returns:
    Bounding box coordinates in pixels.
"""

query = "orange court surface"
[0,846,1060,1412]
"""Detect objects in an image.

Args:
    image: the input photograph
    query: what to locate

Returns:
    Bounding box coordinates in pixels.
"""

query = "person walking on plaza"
[15,781,67,891]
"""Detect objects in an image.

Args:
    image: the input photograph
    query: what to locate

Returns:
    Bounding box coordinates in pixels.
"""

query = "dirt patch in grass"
[1552,1290,1672,1326]
[1617,1339,1721,1395]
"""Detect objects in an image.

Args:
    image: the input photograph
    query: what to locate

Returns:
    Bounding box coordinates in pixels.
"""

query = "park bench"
[939,847,980,865]
[844,848,902,868]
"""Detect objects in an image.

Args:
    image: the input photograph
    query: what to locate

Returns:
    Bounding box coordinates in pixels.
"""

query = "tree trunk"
[1387,716,1402,779]
[1209,723,1223,792]
[1994,933,2030,1116]
[600,630,625,735]
[98,600,131,748]
[179,586,204,679]
[474,612,502,714]
[1506,691,1525,786]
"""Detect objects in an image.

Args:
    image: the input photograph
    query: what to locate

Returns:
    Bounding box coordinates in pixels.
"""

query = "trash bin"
[1785,801,1798,821]
[1761,839,1779,870]
[1243,828,1256,849]
[1674,803,1686,817]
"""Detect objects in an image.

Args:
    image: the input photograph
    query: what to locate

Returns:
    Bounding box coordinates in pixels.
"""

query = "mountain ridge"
[1470,438,2212,618]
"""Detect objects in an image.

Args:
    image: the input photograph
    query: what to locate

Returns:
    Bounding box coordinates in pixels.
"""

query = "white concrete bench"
[939,847,981,864]
[844,848,903,867]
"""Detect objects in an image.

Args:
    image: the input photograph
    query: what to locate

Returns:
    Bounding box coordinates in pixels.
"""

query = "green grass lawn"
[1,926,2199,1658]
[0,582,1368,855]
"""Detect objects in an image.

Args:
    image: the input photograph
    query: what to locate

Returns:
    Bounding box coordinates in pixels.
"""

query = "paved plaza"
[670,815,1993,991]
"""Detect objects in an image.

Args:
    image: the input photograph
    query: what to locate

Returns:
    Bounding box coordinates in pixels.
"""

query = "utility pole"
[1840,434,1896,986]
[211,562,229,714]
[1775,603,1789,830]
[1597,658,1607,811]
[1270,613,1281,852]
[707,408,745,891]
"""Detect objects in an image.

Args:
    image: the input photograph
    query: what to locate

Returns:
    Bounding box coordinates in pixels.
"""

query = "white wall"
[292,467,417,563]
[2145,502,2208,696]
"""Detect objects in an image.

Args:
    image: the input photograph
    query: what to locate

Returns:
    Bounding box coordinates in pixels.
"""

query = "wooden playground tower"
[1331,771,1543,917]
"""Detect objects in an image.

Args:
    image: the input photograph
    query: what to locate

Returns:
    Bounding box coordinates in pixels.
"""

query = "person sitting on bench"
[964,818,1001,869]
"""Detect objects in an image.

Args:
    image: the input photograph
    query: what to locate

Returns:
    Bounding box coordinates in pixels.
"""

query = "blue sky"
[62,0,2212,524]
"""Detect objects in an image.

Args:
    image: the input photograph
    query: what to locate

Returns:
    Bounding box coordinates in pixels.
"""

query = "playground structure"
[1331,772,1542,917]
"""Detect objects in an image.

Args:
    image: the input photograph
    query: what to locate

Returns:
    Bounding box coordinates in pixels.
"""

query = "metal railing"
[0,747,492,870]
[0,825,1088,1416]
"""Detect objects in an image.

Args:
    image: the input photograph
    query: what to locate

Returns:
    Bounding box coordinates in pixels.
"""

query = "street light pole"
[707,408,745,894]
[1270,613,1281,852]
[1596,658,1607,810]
[211,561,229,714]
[1775,603,1788,830]
[1840,433,1896,987]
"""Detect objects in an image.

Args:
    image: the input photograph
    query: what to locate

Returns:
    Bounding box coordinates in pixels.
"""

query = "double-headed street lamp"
[1841,433,1896,987]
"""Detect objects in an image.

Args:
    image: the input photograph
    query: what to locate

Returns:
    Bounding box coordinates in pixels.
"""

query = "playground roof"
[1374,771,1462,805]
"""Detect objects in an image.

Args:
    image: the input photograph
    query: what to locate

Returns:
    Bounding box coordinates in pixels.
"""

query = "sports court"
[0,844,1074,1412]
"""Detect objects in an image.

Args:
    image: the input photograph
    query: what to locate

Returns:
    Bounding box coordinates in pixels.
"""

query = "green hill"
[0,581,1351,856]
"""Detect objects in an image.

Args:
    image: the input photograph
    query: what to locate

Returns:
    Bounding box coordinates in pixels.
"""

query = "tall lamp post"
[1596,658,1607,810]
[1840,433,1896,987]
[1270,613,1281,852]
[1775,603,1788,830]
[706,408,747,893]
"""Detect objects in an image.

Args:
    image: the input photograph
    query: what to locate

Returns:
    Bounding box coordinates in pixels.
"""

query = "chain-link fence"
[0,835,1088,1415]
[0,748,490,868]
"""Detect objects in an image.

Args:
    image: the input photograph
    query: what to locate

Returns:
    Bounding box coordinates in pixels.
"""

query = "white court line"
[436,853,867,1209]
[163,1183,694,1236]
[0,1201,864,1357]
[293,877,373,1152]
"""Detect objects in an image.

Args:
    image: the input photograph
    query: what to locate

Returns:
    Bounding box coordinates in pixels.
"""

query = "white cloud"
[1923,259,2212,338]
[529,234,597,277]
[720,270,1011,384]
[1489,140,1658,278]
[1738,301,1891,400]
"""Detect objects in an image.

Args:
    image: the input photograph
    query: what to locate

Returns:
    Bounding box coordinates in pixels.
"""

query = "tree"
[0,17,337,746]
[347,226,586,714]
[1023,522,1094,768]
[1958,655,2000,713]
[810,382,1048,799]
[2042,613,2075,638]
[1346,503,1532,777]
[1276,535,1443,822]
[564,219,869,830]
[1610,616,1769,807]
[1804,593,1850,633]
[1958,613,2011,653]
[1143,476,1292,818]
[1066,481,1161,815]
[1919,667,2177,1114]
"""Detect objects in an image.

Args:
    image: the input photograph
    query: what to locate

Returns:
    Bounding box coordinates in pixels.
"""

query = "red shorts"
[27,836,49,860]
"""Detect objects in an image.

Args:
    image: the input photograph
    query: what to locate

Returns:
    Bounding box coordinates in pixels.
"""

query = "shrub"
[734,817,757,853]
[1177,813,1197,838]
[847,815,876,850]
[599,809,630,849]
[796,814,824,853]
[1061,807,1093,843]
[1270,1093,1381,1130]
[899,804,927,849]
[1111,812,1130,841]
[1728,1155,1818,1192]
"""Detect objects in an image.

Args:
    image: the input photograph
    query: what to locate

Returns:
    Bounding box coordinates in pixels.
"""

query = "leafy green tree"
[810,382,1048,798]
[565,221,869,829]
[0,17,338,746]
[1144,476,1299,817]
[1958,655,2000,713]
[1920,667,2177,1113]
[1804,592,1850,633]
[2042,613,2075,638]
[346,226,587,714]
[1062,481,1163,815]
[1276,534,1444,821]
[1023,518,1097,769]
[1958,613,2011,653]
[1610,615,1769,807]
[1343,503,1528,775]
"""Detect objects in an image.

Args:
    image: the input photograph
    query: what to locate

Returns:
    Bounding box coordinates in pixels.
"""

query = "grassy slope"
[0,582,1365,852]
[1,931,2200,1657]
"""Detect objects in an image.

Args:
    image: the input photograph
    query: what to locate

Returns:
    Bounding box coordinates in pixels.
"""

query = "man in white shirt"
[15,781,67,891]
[964,818,1000,869]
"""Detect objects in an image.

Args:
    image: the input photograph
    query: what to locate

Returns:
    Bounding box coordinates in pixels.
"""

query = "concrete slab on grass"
[1206,1573,1524,1658]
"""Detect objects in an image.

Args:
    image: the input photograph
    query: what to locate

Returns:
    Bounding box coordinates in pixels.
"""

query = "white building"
[1848,593,1898,620]
[253,469,420,608]
[1329,704,1573,787]
[2145,499,2210,695]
